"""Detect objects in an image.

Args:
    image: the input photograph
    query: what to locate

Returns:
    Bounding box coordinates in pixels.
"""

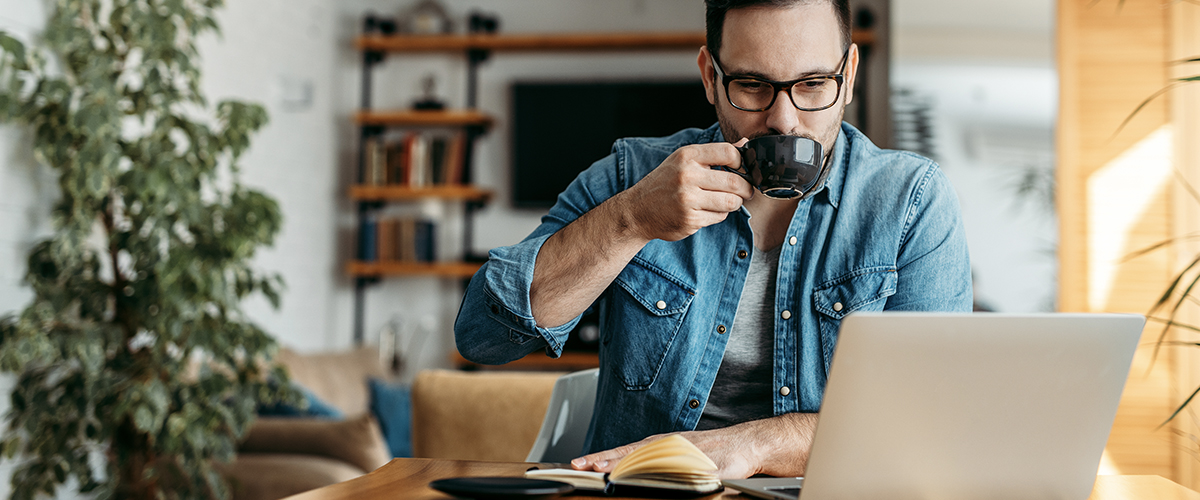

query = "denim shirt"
[454,122,972,454]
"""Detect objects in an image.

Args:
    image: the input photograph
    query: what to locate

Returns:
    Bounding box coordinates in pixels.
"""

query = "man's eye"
[797,80,829,91]
[732,80,769,92]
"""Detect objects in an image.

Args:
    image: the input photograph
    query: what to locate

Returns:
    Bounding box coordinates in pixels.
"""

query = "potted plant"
[0,0,297,498]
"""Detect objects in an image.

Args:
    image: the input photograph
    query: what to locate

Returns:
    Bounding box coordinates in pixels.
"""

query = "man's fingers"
[697,171,754,200]
[694,191,746,214]
[571,445,637,472]
[571,434,670,472]
[679,144,753,200]
[679,142,743,171]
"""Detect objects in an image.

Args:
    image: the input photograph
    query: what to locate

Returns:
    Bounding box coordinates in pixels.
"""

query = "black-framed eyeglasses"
[712,47,850,112]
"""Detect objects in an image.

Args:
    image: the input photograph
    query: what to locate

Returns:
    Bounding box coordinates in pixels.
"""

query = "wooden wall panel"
[1058,0,1175,481]
[1170,1,1200,489]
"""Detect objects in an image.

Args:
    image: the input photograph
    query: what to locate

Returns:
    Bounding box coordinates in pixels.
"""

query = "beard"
[715,102,846,168]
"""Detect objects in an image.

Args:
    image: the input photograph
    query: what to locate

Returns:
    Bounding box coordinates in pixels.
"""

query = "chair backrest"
[411,369,562,461]
[525,368,600,463]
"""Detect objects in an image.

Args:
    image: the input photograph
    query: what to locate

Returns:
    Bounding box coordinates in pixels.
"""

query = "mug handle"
[713,144,755,184]
[712,164,753,184]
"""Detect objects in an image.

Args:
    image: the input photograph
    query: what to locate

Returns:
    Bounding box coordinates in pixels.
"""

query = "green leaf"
[0,32,28,70]
[132,405,155,433]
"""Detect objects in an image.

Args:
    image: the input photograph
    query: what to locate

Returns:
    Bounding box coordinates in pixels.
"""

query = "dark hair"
[705,0,851,62]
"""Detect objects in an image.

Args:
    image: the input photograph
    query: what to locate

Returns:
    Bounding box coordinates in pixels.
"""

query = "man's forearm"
[745,412,818,477]
[571,411,819,478]
[530,191,650,328]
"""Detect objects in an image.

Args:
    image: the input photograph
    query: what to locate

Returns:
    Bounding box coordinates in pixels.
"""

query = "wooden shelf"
[348,260,482,278]
[358,32,704,53]
[349,184,493,202]
[355,109,493,127]
[452,350,600,371]
[356,30,874,53]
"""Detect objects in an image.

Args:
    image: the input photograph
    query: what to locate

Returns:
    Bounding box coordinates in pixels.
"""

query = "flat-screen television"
[511,80,717,208]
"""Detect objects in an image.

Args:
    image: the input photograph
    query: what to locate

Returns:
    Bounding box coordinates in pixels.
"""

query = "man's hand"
[529,139,753,328]
[569,413,818,479]
[615,139,753,242]
[570,427,759,479]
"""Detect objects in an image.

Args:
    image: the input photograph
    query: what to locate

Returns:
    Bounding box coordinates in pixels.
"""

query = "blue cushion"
[258,383,345,420]
[368,378,413,458]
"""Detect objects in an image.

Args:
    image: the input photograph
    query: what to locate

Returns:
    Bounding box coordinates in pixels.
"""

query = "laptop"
[723,312,1143,500]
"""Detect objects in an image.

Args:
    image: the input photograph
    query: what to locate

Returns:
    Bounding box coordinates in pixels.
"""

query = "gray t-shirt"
[695,245,779,430]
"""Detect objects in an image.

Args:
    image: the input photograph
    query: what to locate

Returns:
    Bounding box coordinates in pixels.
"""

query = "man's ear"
[843,43,861,106]
[697,46,718,106]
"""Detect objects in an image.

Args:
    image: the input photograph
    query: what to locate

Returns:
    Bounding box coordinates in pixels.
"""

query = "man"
[454,0,971,479]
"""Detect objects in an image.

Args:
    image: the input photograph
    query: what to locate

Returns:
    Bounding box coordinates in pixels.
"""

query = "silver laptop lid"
[801,313,1142,500]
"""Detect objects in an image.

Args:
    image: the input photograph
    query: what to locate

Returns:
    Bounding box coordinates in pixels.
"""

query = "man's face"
[698,2,859,165]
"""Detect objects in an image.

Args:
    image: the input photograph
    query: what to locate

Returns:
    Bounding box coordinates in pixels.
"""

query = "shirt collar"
[821,125,848,209]
[709,123,848,209]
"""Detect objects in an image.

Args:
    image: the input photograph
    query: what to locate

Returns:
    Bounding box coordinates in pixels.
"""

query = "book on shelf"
[357,219,378,261]
[359,216,437,263]
[525,435,722,497]
[363,137,387,186]
[362,130,467,188]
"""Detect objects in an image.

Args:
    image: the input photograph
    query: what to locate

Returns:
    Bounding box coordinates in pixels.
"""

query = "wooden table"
[286,458,1200,500]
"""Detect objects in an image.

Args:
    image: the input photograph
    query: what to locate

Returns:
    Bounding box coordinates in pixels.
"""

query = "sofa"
[222,347,567,500]
[223,347,392,500]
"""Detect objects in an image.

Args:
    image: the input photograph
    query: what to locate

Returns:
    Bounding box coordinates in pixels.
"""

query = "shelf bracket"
[465,48,490,109]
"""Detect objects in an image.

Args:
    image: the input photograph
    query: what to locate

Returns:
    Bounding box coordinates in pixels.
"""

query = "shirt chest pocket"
[813,268,897,365]
[601,260,695,391]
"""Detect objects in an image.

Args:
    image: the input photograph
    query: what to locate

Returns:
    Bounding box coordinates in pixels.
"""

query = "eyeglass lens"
[727,78,839,112]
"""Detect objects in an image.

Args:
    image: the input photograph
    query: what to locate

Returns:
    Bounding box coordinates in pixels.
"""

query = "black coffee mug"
[718,135,827,200]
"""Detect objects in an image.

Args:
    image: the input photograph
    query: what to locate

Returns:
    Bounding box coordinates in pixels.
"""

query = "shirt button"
[780,386,791,396]
[833,302,844,312]
[781,310,792,320]
[656,300,667,310]
[717,325,727,334]
[789,236,798,246]
[689,399,700,409]
[737,250,748,259]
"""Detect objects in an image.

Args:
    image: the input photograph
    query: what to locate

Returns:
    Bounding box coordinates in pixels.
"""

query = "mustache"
[745,132,820,143]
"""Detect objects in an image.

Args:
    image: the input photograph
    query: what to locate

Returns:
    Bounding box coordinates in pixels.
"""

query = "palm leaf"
[1115,75,1200,137]
[1164,265,1200,327]
[1162,384,1200,428]
[1122,232,1200,262]
[1146,317,1200,335]
[1176,168,1200,206]
[1148,255,1200,364]
[1113,83,1183,138]
[1145,329,1200,428]
[1156,341,1200,347]
[1149,255,1200,317]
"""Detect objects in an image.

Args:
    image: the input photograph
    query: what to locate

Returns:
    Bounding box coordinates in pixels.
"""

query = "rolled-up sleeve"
[884,163,973,312]
[455,145,626,364]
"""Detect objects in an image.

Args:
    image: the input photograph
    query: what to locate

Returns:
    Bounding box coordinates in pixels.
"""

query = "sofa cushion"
[223,453,367,500]
[276,347,386,416]
[239,413,391,473]
[368,378,413,458]
[258,383,345,420]
[411,370,563,462]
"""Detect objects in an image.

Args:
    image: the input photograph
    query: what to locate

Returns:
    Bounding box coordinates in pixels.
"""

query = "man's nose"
[763,89,802,134]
